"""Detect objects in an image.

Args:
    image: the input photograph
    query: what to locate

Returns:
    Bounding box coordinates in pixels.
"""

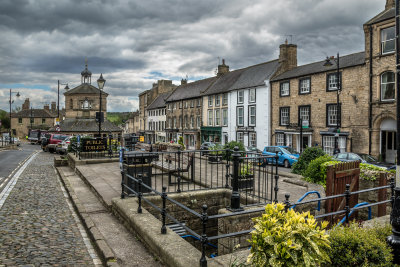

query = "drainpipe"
[368,24,373,155]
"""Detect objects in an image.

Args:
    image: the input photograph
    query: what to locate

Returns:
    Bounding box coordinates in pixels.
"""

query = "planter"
[231,175,254,190]
[208,154,222,163]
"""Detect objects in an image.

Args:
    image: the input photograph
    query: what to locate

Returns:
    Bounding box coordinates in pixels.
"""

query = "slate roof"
[203,60,279,95]
[166,77,217,102]
[64,83,108,96]
[365,7,394,25]
[12,109,56,118]
[50,118,122,132]
[271,52,365,82]
[147,92,170,110]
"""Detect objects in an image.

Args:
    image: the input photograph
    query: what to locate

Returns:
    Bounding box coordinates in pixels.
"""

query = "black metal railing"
[70,138,120,159]
[0,138,10,147]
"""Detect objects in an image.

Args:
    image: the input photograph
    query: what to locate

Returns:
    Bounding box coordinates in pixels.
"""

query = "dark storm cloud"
[0,0,385,111]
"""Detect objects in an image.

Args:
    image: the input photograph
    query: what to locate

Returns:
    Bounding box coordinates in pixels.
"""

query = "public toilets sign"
[82,138,107,152]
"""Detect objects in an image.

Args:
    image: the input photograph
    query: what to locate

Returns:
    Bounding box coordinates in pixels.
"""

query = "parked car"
[55,136,72,155]
[333,152,394,170]
[12,137,21,146]
[42,134,70,153]
[262,146,300,168]
[245,146,262,164]
[200,142,216,155]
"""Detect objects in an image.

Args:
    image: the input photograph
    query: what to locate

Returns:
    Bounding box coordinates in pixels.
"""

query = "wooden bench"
[153,153,194,185]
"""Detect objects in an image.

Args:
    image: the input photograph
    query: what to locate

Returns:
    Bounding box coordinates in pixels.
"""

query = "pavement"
[0,151,101,266]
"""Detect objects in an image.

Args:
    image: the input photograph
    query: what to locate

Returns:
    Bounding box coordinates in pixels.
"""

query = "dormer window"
[381,26,395,54]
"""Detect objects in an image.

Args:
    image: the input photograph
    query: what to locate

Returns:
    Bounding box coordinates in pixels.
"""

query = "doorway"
[382,131,396,163]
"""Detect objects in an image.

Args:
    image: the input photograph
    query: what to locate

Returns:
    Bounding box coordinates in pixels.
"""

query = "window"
[173,117,177,128]
[191,100,194,108]
[179,116,182,128]
[215,109,220,126]
[197,98,201,107]
[280,81,290,96]
[42,118,46,124]
[222,108,228,126]
[249,88,256,103]
[326,104,340,126]
[81,98,92,109]
[191,116,194,128]
[249,132,256,147]
[215,94,220,106]
[69,99,73,109]
[323,136,347,155]
[249,105,256,126]
[185,115,189,128]
[286,134,293,147]
[237,106,244,126]
[197,116,201,128]
[298,105,310,126]
[208,110,213,126]
[30,118,34,124]
[299,78,311,94]
[381,72,395,101]
[18,118,22,124]
[223,93,228,105]
[208,96,213,107]
[237,132,244,144]
[168,117,172,128]
[276,133,284,146]
[184,101,188,109]
[280,107,290,126]
[237,90,244,104]
[179,101,182,109]
[327,73,341,91]
[381,26,395,54]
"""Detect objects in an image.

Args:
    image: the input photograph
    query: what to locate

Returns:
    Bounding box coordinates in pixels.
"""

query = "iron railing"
[0,139,10,147]
[70,138,120,159]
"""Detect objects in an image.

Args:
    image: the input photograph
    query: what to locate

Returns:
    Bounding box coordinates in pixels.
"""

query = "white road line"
[0,151,39,209]
[54,168,102,266]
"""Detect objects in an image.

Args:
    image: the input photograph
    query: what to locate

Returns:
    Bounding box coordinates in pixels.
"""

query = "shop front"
[201,126,222,144]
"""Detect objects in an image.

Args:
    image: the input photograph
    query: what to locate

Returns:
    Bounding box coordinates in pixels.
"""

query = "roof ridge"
[364,7,393,25]
[291,51,364,69]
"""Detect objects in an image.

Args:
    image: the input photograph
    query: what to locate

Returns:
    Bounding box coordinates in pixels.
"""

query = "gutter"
[368,24,373,155]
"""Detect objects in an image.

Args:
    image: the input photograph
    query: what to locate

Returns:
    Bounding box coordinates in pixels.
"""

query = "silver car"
[56,136,71,155]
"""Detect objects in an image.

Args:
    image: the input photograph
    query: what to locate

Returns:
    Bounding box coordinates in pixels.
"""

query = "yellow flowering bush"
[248,203,330,267]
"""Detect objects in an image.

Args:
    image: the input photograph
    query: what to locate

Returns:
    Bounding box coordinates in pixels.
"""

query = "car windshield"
[359,154,378,163]
[53,135,69,140]
[283,147,298,154]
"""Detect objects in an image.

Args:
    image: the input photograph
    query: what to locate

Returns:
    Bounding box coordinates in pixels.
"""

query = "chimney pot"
[217,59,229,77]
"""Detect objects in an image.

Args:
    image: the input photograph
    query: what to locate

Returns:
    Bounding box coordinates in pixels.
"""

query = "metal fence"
[70,138,120,159]
[0,139,10,147]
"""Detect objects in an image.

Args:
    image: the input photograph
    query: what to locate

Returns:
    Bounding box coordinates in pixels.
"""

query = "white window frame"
[249,132,256,147]
[249,88,256,103]
[299,78,310,94]
[381,26,395,55]
[327,73,341,91]
[276,133,284,146]
[222,93,228,105]
[237,106,244,126]
[323,136,347,156]
[222,108,228,126]
[208,96,213,107]
[215,94,220,107]
[208,110,213,126]
[327,104,339,126]
[280,107,289,126]
[237,132,244,144]
[249,105,256,126]
[215,109,221,126]
[237,90,244,104]
[299,105,310,125]
[280,81,290,96]
[381,72,395,101]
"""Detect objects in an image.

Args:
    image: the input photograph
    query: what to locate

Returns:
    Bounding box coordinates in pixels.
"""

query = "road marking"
[0,151,39,209]
[54,168,102,266]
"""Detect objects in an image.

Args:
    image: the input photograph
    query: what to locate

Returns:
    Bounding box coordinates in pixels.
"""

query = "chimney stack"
[386,0,395,10]
[217,59,229,77]
[22,98,30,110]
[44,104,50,111]
[277,39,297,75]
[51,102,56,112]
[181,78,187,85]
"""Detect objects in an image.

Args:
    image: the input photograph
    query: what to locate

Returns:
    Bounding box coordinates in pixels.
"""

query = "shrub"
[248,203,331,267]
[359,163,391,181]
[291,147,326,175]
[303,156,337,186]
[178,136,185,150]
[209,144,224,155]
[223,141,245,161]
[240,163,253,176]
[328,222,393,266]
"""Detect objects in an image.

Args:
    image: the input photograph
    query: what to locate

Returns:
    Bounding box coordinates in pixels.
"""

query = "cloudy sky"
[0,0,385,112]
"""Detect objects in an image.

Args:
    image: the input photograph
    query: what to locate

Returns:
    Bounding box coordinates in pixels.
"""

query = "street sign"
[55,126,60,132]
[139,136,144,142]
[302,120,309,129]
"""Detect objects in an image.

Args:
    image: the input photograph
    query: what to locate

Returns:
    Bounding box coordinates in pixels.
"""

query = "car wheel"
[284,160,290,168]
[49,148,54,153]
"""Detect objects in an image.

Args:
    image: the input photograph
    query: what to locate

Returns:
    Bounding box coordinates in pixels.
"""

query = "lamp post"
[57,80,69,120]
[97,74,106,137]
[9,89,20,144]
[387,0,400,263]
[323,53,341,154]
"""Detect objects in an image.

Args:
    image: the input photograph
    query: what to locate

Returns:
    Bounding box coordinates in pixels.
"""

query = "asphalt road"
[0,143,39,183]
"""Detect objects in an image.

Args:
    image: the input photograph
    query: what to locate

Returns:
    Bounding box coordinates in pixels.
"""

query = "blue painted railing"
[336,202,372,227]
[291,191,321,211]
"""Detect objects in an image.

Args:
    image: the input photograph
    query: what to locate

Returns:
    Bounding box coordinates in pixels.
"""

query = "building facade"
[146,93,169,143]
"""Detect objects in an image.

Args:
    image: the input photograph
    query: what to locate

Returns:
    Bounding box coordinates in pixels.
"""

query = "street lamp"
[97,73,106,137]
[9,89,20,144]
[323,53,341,154]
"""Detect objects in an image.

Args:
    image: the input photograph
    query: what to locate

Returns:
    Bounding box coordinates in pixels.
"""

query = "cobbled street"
[0,151,100,266]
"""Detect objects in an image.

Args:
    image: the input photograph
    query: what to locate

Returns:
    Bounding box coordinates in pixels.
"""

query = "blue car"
[262,146,300,168]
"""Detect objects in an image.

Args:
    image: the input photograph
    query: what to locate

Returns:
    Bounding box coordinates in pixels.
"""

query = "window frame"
[279,107,290,126]
[299,77,311,95]
[298,105,311,126]
[248,105,256,127]
[326,72,342,91]
[18,118,22,124]
[236,106,244,126]
[215,109,221,126]
[237,90,244,104]
[222,108,228,126]
[280,81,290,97]
[381,26,395,55]
[236,132,244,144]
[215,94,220,107]
[326,103,341,127]
[249,132,257,147]
[222,93,228,106]
[208,109,213,126]
[380,71,395,101]
[249,88,256,103]
[208,96,213,107]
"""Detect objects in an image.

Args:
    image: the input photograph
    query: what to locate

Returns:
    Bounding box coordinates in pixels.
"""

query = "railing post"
[284,193,290,212]
[200,204,208,267]
[225,163,230,188]
[121,149,125,199]
[391,177,395,206]
[273,152,279,203]
[229,146,243,211]
[161,186,167,234]
[345,184,350,225]
[137,175,143,214]
[177,169,182,193]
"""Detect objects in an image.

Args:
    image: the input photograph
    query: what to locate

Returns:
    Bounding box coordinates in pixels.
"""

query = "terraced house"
[270,0,397,162]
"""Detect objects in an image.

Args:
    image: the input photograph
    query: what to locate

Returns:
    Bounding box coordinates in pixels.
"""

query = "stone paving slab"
[0,152,99,266]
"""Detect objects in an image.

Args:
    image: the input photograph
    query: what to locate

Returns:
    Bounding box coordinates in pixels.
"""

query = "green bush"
[209,144,224,155]
[248,203,331,267]
[178,136,185,150]
[328,222,393,266]
[360,163,391,181]
[223,141,245,161]
[240,163,253,176]
[303,155,334,186]
[291,147,326,175]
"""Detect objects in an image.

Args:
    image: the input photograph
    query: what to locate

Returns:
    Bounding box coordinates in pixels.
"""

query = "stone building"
[11,98,58,138]
[138,80,177,141]
[146,92,170,143]
[270,0,396,162]
[124,110,139,135]
[53,62,122,138]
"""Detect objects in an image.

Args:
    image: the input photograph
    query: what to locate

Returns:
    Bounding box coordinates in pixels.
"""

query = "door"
[382,131,396,163]
[302,135,309,151]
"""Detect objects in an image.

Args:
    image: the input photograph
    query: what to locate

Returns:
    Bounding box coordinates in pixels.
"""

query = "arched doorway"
[380,119,396,163]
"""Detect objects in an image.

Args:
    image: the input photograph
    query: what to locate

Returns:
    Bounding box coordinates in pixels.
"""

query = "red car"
[41,134,70,153]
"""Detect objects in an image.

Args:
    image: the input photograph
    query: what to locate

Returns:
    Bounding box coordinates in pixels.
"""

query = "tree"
[0,109,10,130]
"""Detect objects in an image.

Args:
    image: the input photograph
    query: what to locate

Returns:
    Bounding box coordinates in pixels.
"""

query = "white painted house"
[146,92,170,143]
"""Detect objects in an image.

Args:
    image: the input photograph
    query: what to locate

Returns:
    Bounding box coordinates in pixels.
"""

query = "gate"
[325,161,360,223]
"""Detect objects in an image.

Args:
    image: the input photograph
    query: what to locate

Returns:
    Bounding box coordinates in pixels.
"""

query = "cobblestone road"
[0,151,99,266]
